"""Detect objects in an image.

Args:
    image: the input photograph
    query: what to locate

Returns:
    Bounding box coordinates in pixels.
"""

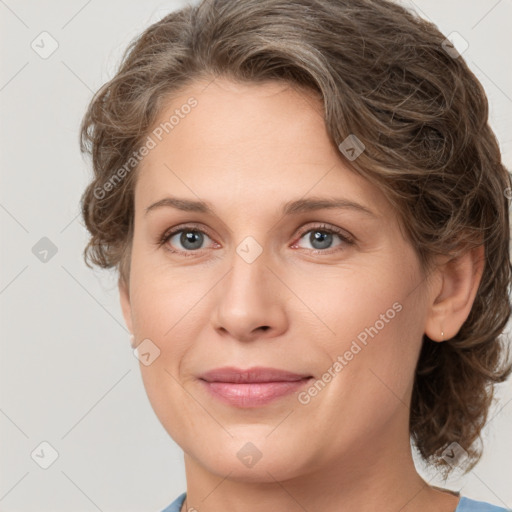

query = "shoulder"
[160,492,186,512]
[456,496,511,512]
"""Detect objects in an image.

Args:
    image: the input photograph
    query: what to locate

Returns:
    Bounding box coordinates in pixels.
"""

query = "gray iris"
[181,231,203,250]
[311,230,332,249]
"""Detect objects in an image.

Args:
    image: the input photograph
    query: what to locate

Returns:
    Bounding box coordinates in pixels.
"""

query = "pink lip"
[198,366,312,408]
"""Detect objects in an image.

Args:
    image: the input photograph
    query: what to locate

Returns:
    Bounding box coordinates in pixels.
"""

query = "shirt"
[160,492,511,511]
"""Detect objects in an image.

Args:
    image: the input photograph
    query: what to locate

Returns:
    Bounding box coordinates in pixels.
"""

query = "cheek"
[297,296,423,449]
[129,247,206,337]
[292,258,424,401]
[128,268,201,442]
[128,253,214,384]
[284,261,413,349]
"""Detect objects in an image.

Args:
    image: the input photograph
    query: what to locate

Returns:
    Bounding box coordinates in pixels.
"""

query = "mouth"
[198,366,313,408]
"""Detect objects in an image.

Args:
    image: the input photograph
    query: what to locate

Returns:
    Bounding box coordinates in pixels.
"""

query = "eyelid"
[158,222,219,250]
[291,222,355,248]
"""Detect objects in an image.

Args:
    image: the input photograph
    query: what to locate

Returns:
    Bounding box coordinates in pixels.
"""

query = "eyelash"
[157,222,355,257]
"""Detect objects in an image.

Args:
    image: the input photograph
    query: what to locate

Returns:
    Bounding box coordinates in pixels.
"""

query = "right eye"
[159,225,219,256]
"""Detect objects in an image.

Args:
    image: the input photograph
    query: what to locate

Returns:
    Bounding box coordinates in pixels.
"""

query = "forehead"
[134,77,392,217]
[145,77,328,160]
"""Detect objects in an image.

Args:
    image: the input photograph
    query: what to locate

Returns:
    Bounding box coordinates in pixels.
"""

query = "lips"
[198,366,313,407]
[199,366,311,383]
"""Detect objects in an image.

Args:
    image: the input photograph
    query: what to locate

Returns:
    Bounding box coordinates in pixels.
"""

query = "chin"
[185,434,313,483]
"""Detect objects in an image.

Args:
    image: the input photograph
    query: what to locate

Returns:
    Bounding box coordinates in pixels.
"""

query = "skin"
[119,77,484,512]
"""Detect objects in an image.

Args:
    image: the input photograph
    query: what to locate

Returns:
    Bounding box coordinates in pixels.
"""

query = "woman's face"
[120,78,433,481]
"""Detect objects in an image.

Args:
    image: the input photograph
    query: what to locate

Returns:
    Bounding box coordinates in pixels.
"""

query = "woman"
[79,0,512,510]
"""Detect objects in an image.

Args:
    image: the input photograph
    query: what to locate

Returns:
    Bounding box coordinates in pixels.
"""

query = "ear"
[424,244,485,342]
[119,276,134,335]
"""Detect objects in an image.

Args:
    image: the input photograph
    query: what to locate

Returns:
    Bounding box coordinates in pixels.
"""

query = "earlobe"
[118,276,134,334]
[424,244,485,342]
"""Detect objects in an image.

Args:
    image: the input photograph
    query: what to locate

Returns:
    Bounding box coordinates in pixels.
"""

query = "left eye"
[295,229,347,251]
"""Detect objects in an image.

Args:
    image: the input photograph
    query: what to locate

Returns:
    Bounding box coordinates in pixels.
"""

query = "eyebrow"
[144,196,377,218]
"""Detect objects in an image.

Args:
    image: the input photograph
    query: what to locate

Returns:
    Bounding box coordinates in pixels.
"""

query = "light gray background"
[1,1,511,511]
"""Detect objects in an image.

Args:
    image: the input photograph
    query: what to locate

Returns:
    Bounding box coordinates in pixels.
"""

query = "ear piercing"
[129,333,135,348]
[441,330,444,342]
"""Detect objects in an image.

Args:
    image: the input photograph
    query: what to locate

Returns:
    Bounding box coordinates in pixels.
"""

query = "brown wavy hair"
[79,0,512,476]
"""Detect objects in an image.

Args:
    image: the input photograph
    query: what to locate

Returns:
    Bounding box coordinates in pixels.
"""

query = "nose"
[211,247,289,342]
